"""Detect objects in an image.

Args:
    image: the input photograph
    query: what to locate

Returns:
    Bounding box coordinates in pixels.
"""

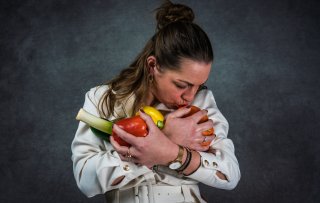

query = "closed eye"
[174,82,188,89]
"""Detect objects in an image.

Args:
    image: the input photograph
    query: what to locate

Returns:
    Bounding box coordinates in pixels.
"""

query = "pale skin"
[110,56,227,185]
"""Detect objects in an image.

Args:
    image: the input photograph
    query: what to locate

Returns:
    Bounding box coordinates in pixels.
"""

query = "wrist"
[163,143,178,165]
[167,144,185,170]
[182,150,201,176]
[176,148,191,173]
[181,147,187,164]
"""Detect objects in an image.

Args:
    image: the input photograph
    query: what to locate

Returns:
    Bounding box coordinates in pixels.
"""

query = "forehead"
[165,59,212,85]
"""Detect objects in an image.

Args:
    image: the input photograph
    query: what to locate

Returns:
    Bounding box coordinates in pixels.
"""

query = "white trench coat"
[71,85,240,203]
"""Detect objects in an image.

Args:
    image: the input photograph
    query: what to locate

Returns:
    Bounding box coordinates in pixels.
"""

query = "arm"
[192,89,229,140]
[186,139,240,189]
[188,90,240,189]
[160,90,240,189]
[71,86,151,197]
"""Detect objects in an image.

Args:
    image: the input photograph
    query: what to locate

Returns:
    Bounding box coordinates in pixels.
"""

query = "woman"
[71,1,240,202]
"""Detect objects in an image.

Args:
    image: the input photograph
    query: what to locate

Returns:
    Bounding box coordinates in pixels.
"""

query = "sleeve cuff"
[96,150,151,190]
[185,151,236,190]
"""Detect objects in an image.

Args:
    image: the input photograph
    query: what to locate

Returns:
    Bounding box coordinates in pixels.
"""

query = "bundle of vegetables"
[76,105,214,147]
[76,106,164,147]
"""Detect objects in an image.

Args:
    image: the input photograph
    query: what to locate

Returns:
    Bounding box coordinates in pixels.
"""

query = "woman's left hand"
[110,110,178,168]
[162,107,215,151]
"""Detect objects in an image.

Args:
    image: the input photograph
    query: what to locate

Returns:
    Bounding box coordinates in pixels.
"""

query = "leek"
[76,108,113,135]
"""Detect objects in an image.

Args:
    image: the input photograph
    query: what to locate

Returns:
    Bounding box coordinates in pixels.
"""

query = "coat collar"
[113,93,136,119]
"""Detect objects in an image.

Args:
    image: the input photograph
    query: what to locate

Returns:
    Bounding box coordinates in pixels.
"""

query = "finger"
[201,135,215,146]
[167,107,192,118]
[188,109,208,123]
[196,119,214,133]
[113,124,139,146]
[192,138,211,150]
[202,129,214,136]
[192,144,210,152]
[138,110,157,131]
[200,144,211,151]
[195,136,206,144]
[113,142,139,163]
[118,153,138,163]
[202,135,215,142]
[110,136,129,155]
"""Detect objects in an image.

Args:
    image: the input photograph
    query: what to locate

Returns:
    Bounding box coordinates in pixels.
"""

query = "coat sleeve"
[71,86,150,197]
[186,90,241,190]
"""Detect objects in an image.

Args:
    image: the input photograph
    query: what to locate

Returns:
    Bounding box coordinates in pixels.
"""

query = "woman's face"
[151,58,212,109]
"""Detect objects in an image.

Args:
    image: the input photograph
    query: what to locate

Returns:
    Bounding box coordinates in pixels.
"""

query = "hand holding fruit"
[181,106,215,146]
[162,105,215,151]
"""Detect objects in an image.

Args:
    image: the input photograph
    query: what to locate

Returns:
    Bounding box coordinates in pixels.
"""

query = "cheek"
[164,89,183,101]
[172,91,182,99]
[153,78,183,103]
[155,86,179,100]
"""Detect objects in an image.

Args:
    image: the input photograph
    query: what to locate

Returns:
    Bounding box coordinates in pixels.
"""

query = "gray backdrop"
[1,0,319,202]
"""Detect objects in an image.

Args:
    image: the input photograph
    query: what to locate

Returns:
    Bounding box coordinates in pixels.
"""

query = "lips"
[175,101,191,108]
[163,101,189,109]
[177,104,188,108]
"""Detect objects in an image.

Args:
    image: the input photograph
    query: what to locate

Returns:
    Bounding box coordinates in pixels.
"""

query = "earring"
[148,74,154,83]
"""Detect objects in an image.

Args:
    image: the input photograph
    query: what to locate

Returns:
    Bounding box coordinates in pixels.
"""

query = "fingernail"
[113,124,119,130]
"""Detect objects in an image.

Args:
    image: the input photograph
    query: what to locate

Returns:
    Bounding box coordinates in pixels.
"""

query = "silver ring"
[126,147,132,158]
[125,147,133,162]
[203,136,207,143]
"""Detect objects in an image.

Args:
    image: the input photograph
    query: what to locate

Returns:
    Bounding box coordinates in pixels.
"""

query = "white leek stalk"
[76,108,113,134]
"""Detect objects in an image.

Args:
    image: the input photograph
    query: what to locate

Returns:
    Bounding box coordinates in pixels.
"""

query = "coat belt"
[105,184,205,203]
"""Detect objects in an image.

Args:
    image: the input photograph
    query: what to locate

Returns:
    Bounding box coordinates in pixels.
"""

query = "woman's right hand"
[110,110,179,168]
[162,107,215,151]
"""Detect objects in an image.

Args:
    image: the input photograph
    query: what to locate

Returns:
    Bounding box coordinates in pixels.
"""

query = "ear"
[146,56,157,75]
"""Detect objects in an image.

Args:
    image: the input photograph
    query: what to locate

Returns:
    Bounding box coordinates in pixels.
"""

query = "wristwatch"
[168,145,184,170]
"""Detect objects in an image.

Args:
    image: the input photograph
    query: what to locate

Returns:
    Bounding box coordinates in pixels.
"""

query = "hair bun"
[155,0,195,30]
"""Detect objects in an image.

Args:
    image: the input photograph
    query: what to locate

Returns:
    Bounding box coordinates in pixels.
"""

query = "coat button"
[123,165,130,171]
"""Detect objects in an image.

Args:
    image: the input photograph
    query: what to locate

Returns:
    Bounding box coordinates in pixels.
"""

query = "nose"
[181,86,198,102]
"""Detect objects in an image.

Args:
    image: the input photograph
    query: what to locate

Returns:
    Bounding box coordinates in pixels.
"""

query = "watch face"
[169,162,182,170]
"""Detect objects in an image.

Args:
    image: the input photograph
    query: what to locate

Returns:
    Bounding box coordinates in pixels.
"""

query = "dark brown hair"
[98,0,213,118]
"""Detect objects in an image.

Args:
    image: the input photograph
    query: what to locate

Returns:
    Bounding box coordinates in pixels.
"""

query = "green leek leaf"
[90,127,110,142]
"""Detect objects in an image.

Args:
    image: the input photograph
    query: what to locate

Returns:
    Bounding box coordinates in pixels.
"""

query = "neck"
[144,89,158,107]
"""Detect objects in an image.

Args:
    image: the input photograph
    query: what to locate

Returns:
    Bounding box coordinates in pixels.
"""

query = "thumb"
[138,109,157,131]
[168,107,191,118]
